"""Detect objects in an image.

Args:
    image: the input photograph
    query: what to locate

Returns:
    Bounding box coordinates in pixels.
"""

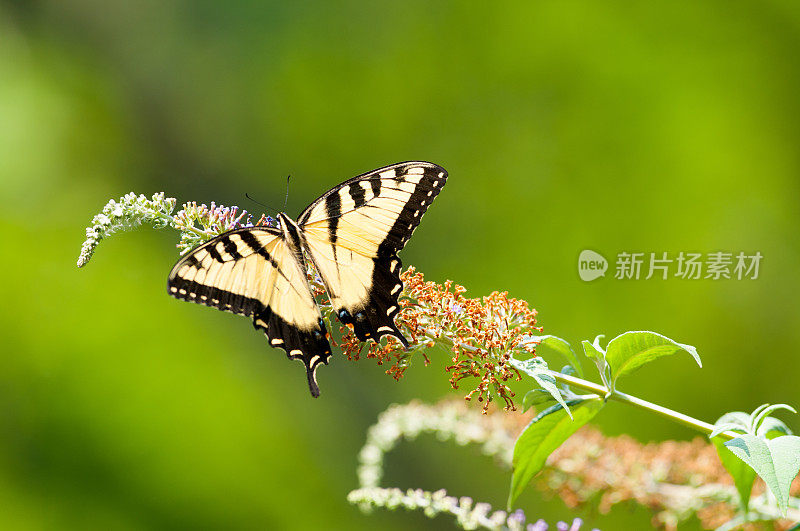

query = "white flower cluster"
[356,400,516,489]
[350,400,595,530]
[77,192,176,267]
[348,487,587,531]
[349,487,539,530]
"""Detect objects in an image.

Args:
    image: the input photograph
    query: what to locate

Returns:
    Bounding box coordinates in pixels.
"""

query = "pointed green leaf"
[522,389,557,412]
[581,339,605,362]
[581,340,610,389]
[591,334,606,353]
[715,412,751,431]
[508,396,604,509]
[758,417,794,438]
[712,436,756,510]
[724,434,800,515]
[604,331,701,384]
[714,407,795,438]
[510,357,571,418]
[522,368,583,412]
[748,404,772,429]
[752,404,797,435]
[710,423,744,439]
[526,335,584,377]
[711,412,749,439]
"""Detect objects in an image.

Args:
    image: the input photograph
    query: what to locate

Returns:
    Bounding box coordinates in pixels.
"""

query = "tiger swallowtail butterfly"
[167,161,448,396]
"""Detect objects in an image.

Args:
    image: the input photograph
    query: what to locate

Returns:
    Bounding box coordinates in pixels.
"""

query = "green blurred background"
[1,1,799,529]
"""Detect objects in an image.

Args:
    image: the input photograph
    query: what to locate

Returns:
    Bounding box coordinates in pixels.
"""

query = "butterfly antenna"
[283,175,291,211]
[244,193,279,216]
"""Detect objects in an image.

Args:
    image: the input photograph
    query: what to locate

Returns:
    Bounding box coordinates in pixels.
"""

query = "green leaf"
[712,412,753,509]
[752,404,797,435]
[509,357,571,418]
[522,389,557,412]
[591,334,606,352]
[758,416,794,438]
[508,396,604,509]
[526,335,584,377]
[748,404,772,429]
[522,368,583,412]
[712,436,757,510]
[581,339,605,362]
[604,331,701,385]
[710,412,749,439]
[581,339,609,389]
[560,365,576,376]
[710,423,744,439]
[724,434,800,516]
[715,412,751,430]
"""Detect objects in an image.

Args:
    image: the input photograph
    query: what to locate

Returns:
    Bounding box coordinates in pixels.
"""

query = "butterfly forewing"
[298,161,447,344]
[168,228,282,315]
[167,227,331,396]
[298,162,447,253]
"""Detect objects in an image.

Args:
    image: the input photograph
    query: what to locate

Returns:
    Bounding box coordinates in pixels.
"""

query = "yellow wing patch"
[298,161,447,345]
[168,229,282,316]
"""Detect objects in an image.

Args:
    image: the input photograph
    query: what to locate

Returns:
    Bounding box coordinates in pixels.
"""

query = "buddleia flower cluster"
[539,426,800,530]
[77,192,177,267]
[337,267,541,412]
[76,192,275,267]
[172,201,275,255]
[347,487,590,531]
[349,400,597,531]
[356,400,521,489]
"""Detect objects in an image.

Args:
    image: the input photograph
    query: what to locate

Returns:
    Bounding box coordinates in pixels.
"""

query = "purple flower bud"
[507,509,526,523]
[569,518,583,531]
[528,519,548,531]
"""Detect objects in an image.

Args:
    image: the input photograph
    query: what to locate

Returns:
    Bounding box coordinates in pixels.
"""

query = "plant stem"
[181,224,211,238]
[547,370,739,441]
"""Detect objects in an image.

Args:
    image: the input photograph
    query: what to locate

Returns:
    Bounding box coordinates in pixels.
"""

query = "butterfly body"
[168,162,447,396]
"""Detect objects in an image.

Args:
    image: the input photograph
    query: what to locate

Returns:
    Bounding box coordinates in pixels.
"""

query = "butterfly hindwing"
[298,161,448,344]
[167,227,331,396]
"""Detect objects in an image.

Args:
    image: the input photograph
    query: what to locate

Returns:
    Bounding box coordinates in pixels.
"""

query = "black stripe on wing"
[336,252,409,347]
[297,161,448,249]
[169,277,267,317]
[350,164,446,344]
[253,307,332,397]
[307,162,446,346]
[167,230,281,317]
[377,162,447,253]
